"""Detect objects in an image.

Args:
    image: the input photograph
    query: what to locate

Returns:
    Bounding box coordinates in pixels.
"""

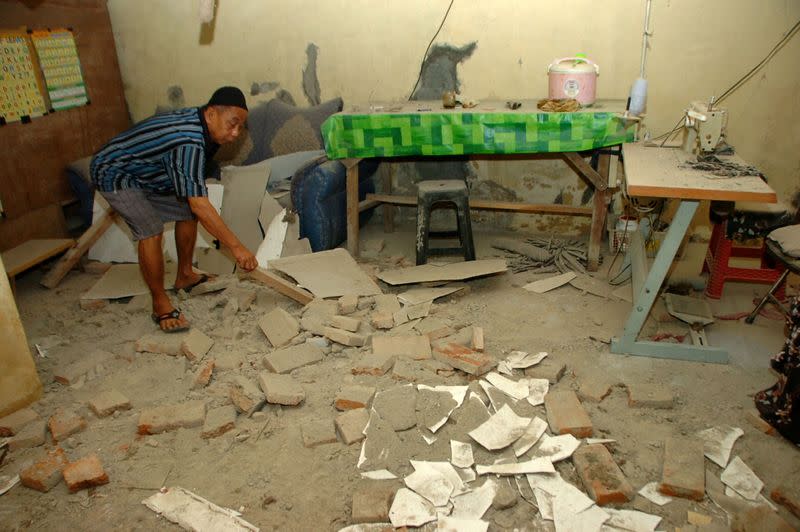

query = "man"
[91,86,258,332]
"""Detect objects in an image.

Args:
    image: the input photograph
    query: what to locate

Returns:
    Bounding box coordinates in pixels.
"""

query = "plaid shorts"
[99,188,195,241]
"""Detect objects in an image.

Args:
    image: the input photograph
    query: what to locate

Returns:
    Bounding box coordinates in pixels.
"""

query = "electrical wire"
[408,0,456,100]
[650,17,800,142]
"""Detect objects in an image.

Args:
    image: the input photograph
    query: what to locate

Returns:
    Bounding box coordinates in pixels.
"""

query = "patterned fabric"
[91,107,217,197]
[321,109,635,159]
[755,297,800,444]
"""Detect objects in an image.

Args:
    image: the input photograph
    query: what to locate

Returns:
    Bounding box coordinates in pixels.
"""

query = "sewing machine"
[681,100,728,154]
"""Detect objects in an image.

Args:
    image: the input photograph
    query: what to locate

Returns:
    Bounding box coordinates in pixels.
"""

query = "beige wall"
[107,0,800,229]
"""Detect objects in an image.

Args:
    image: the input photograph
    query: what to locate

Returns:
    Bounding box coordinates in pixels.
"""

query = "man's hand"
[232,246,258,272]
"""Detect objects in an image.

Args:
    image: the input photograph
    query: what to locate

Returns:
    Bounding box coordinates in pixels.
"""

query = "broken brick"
[416,317,455,340]
[137,401,206,435]
[259,308,300,347]
[192,358,215,389]
[135,333,186,356]
[335,408,370,445]
[329,315,361,332]
[48,409,88,442]
[301,419,338,448]
[352,483,396,523]
[9,420,46,451]
[0,407,39,436]
[370,312,395,330]
[352,352,395,376]
[88,389,131,417]
[659,436,705,500]
[19,447,68,492]
[472,326,485,352]
[324,326,367,347]
[229,376,266,416]
[391,357,423,382]
[770,485,800,519]
[544,390,593,438]
[626,383,674,409]
[406,301,431,321]
[372,334,432,361]
[374,294,401,314]
[201,405,237,439]
[524,358,566,384]
[432,342,496,376]
[180,329,214,361]
[334,385,376,411]
[258,372,305,406]
[62,454,109,493]
[573,444,634,505]
[338,294,358,315]
[263,344,324,374]
[578,377,613,403]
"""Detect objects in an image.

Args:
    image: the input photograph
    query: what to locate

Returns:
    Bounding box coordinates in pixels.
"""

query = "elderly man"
[91,86,257,332]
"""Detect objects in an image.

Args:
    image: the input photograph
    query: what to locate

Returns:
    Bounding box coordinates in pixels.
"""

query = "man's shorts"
[99,188,194,241]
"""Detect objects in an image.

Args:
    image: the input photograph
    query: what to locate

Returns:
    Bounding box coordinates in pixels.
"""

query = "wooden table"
[321,100,637,270]
[611,143,776,363]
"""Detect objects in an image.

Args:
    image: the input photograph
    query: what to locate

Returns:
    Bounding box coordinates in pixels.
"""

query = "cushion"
[768,224,800,258]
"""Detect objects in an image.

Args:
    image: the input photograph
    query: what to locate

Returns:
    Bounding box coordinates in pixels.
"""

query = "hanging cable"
[408,0,455,100]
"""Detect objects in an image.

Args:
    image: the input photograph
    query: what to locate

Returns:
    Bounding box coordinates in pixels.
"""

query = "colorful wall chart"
[0,31,47,122]
[32,29,88,111]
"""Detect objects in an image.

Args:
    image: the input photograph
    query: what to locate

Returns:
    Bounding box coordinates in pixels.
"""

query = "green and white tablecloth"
[321,100,636,159]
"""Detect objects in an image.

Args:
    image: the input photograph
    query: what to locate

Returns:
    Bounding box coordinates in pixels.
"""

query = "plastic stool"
[703,218,785,299]
[416,179,475,265]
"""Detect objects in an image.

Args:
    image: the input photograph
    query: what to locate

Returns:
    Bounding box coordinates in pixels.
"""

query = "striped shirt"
[91,107,218,197]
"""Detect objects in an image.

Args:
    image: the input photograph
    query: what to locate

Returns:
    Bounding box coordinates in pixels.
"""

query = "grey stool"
[746,229,800,324]
[416,179,475,265]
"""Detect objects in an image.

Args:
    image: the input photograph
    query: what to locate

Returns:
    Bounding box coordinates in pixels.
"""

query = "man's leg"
[173,219,206,290]
[139,233,188,331]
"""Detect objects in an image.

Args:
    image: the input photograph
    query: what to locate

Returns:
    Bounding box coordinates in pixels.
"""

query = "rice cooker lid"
[548,58,598,74]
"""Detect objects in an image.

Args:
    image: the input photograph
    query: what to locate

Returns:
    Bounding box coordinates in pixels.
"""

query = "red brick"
[472,326,485,352]
[137,401,206,435]
[229,376,265,415]
[0,407,39,436]
[329,315,361,332]
[88,389,131,417]
[372,335,431,360]
[432,342,496,376]
[573,444,634,505]
[771,485,800,519]
[48,409,88,441]
[62,454,109,493]
[192,358,215,389]
[370,311,394,330]
[338,294,358,314]
[9,420,46,450]
[334,385,376,411]
[626,383,674,409]
[19,447,68,492]
[351,352,395,376]
[659,437,705,500]
[324,326,367,347]
[180,329,214,361]
[544,390,593,438]
[201,406,237,439]
[578,377,612,403]
[335,408,369,445]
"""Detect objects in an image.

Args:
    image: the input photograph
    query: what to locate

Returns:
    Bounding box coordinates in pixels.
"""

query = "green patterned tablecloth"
[321,100,636,159]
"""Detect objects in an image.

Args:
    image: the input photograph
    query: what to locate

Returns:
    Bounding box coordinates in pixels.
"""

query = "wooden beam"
[587,152,612,271]
[40,210,117,289]
[245,267,314,305]
[2,238,75,277]
[562,152,608,190]
[364,194,593,216]
[346,164,360,257]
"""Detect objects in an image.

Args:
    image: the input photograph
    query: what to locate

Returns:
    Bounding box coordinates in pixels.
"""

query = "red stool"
[703,203,786,299]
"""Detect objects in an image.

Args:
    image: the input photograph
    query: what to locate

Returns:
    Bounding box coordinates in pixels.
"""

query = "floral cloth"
[755,297,800,444]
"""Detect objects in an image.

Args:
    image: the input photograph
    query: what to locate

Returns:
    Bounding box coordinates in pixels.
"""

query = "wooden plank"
[365,194,593,216]
[623,143,777,202]
[562,152,607,190]
[382,165,395,233]
[40,209,117,289]
[346,164,360,257]
[588,153,612,271]
[244,267,314,305]
[1,238,75,277]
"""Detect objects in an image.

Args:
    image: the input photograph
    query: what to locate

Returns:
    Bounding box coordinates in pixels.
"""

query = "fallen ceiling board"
[220,161,271,253]
[397,284,465,305]
[523,271,576,294]
[378,259,507,286]
[268,248,381,299]
[82,262,178,300]
[2,238,74,277]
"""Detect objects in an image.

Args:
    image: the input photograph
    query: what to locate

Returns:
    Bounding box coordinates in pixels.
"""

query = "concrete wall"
[107,0,800,234]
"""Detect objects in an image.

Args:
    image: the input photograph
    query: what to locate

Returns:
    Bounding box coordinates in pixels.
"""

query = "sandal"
[151,308,190,333]
[174,273,215,294]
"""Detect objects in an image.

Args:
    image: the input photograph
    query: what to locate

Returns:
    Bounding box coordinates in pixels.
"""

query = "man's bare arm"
[187,196,258,271]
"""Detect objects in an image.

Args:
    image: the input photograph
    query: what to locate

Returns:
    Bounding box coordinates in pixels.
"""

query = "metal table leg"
[611,199,728,363]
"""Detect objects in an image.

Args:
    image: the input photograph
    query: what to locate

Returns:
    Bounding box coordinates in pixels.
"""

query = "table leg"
[382,164,395,233]
[587,152,611,271]
[611,199,728,363]
[346,164,360,257]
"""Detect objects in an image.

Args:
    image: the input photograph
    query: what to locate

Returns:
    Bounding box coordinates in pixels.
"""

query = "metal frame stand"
[610,200,729,363]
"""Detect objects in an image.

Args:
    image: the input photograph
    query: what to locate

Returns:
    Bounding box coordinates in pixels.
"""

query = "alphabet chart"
[31,29,87,111]
[0,31,47,123]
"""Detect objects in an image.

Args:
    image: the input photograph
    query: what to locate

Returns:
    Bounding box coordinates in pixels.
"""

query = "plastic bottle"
[629,78,648,116]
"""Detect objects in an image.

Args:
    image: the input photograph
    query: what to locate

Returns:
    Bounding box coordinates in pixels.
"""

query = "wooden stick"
[364,194,593,216]
[40,210,117,289]
[245,267,314,305]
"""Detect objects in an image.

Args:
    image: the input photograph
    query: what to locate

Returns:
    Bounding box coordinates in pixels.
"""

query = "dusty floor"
[1,221,799,531]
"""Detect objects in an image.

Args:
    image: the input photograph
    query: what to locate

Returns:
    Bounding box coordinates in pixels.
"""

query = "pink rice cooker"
[547,57,599,106]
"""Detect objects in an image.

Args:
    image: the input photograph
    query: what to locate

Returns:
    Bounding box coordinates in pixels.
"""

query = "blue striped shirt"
[91,107,218,197]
